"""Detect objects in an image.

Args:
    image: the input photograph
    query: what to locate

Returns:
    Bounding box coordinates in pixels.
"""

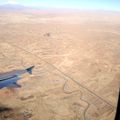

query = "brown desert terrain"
[0,10,120,120]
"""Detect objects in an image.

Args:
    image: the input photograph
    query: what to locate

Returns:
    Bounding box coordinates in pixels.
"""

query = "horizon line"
[0,3,120,12]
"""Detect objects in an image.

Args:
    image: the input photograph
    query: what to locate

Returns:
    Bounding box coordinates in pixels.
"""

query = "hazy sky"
[0,0,120,11]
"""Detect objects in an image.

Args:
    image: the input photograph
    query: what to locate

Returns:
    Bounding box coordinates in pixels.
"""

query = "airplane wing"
[0,76,21,89]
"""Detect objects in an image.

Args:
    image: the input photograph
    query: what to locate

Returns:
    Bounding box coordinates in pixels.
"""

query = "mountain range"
[0,4,76,13]
[0,4,29,11]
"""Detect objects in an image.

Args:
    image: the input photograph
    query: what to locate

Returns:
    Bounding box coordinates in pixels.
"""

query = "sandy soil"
[0,10,120,120]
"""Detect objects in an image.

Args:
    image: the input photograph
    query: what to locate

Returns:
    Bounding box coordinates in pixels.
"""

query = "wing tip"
[26,66,35,74]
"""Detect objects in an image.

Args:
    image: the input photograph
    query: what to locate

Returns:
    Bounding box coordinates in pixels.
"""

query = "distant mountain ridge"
[0,4,73,13]
[0,4,29,11]
[0,4,58,13]
[0,4,106,14]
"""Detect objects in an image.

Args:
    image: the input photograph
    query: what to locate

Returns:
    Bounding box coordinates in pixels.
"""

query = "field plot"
[0,11,120,120]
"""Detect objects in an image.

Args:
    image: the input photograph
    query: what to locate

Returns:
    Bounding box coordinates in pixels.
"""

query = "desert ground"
[0,10,120,120]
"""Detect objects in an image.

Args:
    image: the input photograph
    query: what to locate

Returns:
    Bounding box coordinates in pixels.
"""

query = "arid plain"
[0,10,120,120]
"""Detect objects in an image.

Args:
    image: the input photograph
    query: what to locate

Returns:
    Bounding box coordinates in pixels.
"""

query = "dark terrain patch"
[0,106,33,120]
